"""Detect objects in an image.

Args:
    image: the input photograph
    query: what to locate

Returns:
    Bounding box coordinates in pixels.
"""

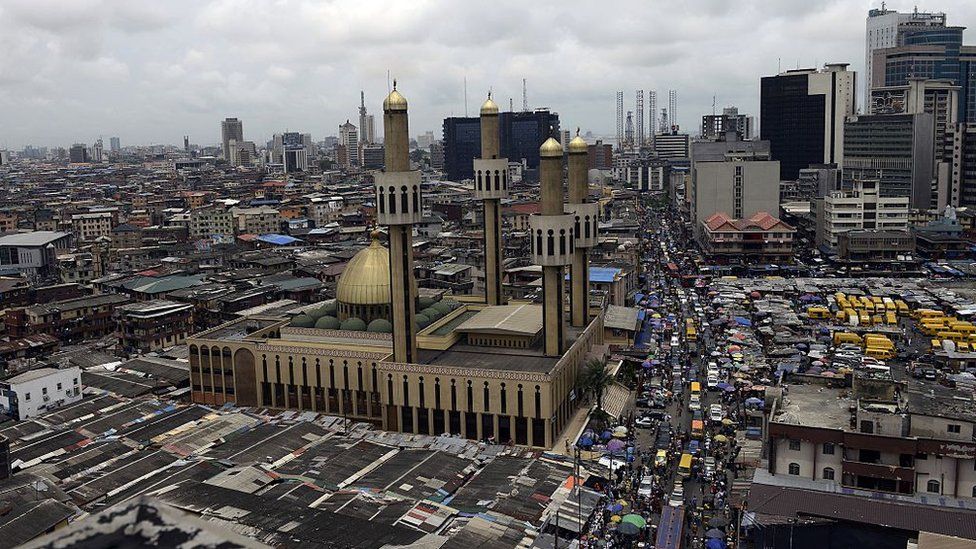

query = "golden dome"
[336,235,391,305]
[568,132,588,154]
[540,137,563,157]
[480,94,499,115]
[383,81,408,112]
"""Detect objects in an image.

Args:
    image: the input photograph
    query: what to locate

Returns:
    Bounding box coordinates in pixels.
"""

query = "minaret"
[473,93,508,306]
[568,131,600,327]
[374,82,421,363]
[531,138,575,357]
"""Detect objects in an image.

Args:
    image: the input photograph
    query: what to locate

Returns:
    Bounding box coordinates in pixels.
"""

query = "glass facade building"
[442,110,559,181]
[760,73,826,181]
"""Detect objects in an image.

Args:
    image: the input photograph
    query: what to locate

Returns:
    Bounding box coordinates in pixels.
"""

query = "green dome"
[441,300,460,310]
[415,314,431,329]
[314,316,340,329]
[421,307,443,321]
[432,302,453,315]
[367,319,393,333]
[290,314,315,328]
[340,317,367,331]
[418,297,437,309]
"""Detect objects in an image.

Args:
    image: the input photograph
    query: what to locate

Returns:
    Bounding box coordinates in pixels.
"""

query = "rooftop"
[771,383,851,430]
[0,231,70,247]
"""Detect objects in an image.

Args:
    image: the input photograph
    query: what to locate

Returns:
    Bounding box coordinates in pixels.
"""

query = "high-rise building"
[359,92,375,144]
[815,178,910,253]
[339,121,358,167]
[360,144,385,169]
[702,106,753,141]
[417,131,435,149]
[865,7,948,106]
[221,118,243,161]
[92,139,104,163]
[68,144,89,163]
[760,64,856,181]
[109,137,121,152]
[843,113,935,208]
[652,131,690,160]
[442,110,559,181]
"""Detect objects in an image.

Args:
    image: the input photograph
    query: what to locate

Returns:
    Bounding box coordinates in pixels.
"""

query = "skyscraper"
[760,63,856,180]
[359,92,376,144]
[339,121,358,167]
[92,139,104,163]
[221,118,243,161]
[109,137,121,152]
[69,144,89,163]
[442,109,559,181]
[702,106,753,141]
[865,7,947,106]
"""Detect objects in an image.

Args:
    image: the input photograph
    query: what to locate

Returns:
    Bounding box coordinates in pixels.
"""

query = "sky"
[1,0,975,150]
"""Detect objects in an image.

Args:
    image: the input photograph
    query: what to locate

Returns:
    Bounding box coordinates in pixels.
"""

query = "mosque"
[188,85,606,448]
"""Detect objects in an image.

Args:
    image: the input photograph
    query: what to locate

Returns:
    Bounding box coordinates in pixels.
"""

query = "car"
[686,440,701,455]
[638,477,654,498]
[709,406,723,424]
[707,376,719,390]
[656,431,672,449]
[703,456,716,479]
[688,396,701,411]
[668,484,685,507]
[655,449,668,468]
[636,416,655,428]
[692,410,703,421]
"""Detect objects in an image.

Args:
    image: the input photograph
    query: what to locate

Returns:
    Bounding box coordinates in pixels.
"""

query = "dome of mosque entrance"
[336,234,391,306]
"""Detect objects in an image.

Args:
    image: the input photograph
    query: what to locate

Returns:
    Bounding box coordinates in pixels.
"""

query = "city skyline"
[4,0,976,149]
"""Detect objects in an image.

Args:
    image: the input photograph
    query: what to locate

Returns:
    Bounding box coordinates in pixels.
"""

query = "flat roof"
[0,231,70,247]
[455,304,542,336]
[419,339,562,374]
[771,384,850,430]
[4,367,72,385]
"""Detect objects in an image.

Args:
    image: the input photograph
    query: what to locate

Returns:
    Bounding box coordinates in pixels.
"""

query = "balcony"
[842,459,914,483]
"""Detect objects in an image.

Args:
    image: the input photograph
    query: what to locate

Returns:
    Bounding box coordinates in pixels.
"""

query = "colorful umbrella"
[606,439,626,452]
[713,434,729,443]
[621,514,647,528]
[607,503,623,512]
[616,522,640,536]
[610,514,622,522]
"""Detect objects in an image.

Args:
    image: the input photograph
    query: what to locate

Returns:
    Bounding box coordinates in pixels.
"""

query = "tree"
[579,359,614,412]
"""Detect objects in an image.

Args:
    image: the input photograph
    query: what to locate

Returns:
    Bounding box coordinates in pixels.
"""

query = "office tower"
[442,109,559,181]
[865,7,948,106]
[559,129,571,151]
[702,106,754,141]
[280,132,307,173]
[872,22,976,124]
[530,137,573,356]
[843,112,935,208]
[652,131,690,160]
[473,94,508,307]
[430,141,445,170]
[373,83,421,363]
[302,133,315,157]
[815,179,910,252]
[221,118,243,160]
[0,151,9,165]
[417,131,435,149]
[568,133,599,328]
[636,90,645,146]
[359,92,375,144]
[760,63,856,180]
[92,139,104,162]
[183,136,189,154]
[360,144,385,169]
[339,121,359,166]
[227,139,240,166]
[69,144,89,163]
[109,137,121,152]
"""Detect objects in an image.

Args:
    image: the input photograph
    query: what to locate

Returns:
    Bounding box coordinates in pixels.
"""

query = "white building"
[0,367,82,420]
[816,178,909,252]
[865,7,946,105]
[339,121,359,167]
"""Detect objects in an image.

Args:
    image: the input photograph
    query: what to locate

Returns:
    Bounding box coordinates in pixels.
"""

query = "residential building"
[815,178,910,253]
[221,118,244,161]
[116,300,194,355]
[587,140,613,170]
[5,293,130,342]
[699,211,795,262]
[797,164,842,200]
[189,205,236,241]
[865,7,947,106]
[702,106,753,141]
[761,64,857,180]
[232,207,282,235]
[360,143,385,170]
[690,140,780,236]
[71,212,113,242]
[339,121,358,167]
[0,367,82,420]
[442,110,559,181]
[836,229,916,261]
[0,231,72,279]
[843,113,936,207]
[110,224,142,249]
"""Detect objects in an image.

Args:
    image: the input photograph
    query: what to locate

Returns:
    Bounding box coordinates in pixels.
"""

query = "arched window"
[476,171,482,191]
[822,467,835,480]
[483,382,490,412]
[494,170,501,191]
[535,230,543,255]
[401,186,409,213]
[788,463,800,476]
[412,185,419,212]
[388,188,396,214]
[559,229,566,255]
[547,230,555,256]
[378,187,385,214]
[927,480,941,494]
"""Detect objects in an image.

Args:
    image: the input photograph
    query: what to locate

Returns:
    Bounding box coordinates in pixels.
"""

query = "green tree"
[579,359,614,412]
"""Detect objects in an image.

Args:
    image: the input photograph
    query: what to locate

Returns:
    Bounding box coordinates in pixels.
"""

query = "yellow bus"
[678,453,693,478]
[885,311,897,325]
[915,309,943,321]
[896,300,910,316]
[865,347,896,360]
[685,318,697,342]
[807,306,830,319]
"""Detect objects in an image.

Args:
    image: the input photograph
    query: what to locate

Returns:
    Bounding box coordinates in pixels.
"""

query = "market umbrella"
[601,430,613,440]
[614,426,628,435]
[811,360,824,367]
[750,291,761,299]
[616,522,640,536]
[713,434,729,443]
[606,439,626,452]
[578,436,594,447]
[706,538,727,549]
[706,528,726,538]
[621,514,647,528]
[606,503,623,513]
[710,351,722,357]
[745,397,764,407]
[727,345,742,353]
[721,418,735,426]
[651,359,661,365]
[717,382,733,391]
[610,514,622,522]
[709,516,728,528]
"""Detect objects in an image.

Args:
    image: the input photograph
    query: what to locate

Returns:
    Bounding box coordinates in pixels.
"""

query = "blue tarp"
[734,316,752,327]
[257,234,302,246]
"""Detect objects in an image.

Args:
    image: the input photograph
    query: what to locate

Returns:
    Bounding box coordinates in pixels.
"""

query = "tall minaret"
[374,82,421,363]
[568,131,599,327]
[531,137,575,356]
[473,93,508,306]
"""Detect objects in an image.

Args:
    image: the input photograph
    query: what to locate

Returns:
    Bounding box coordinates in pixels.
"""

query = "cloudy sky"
[1,0,974,149]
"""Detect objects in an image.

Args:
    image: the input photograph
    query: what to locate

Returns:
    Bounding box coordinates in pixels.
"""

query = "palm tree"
[580,359,614,412]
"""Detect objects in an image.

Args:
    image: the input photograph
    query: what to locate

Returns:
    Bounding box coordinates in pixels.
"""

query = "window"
[788,439,801,451]
[927,480,941,494]
[822,442,835,455]
[24,392,30,401]
[73,378,79,385]
[822,467,835,480]
[42,387,47,396]
[788,463,800,476]
[948,424,961,434]
[57,383,62,391]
